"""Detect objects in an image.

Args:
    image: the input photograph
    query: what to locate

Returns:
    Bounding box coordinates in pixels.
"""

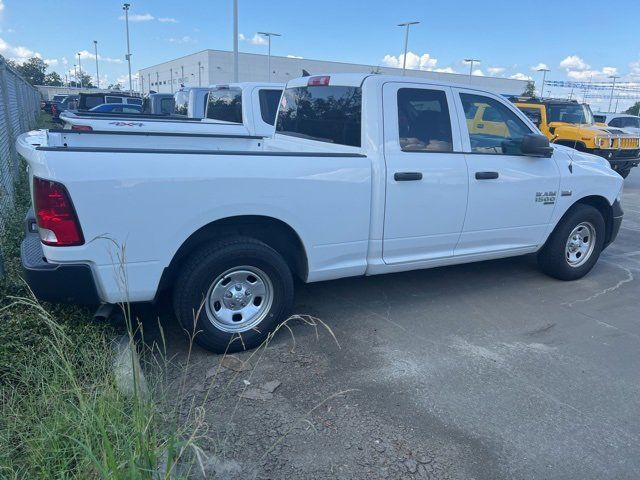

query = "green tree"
[43,71,63,86]
[522,81,536,97]
[15,57,47,85]
[625,102,640,116]
[107,83,122,91]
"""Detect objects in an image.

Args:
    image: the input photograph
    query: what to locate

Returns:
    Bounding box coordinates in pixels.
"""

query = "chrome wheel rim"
[205,266,273,333]
[565,222,596,268]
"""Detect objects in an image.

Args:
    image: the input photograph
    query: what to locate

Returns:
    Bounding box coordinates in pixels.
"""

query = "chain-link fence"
[0,58,40,227]
[0,57,41,277]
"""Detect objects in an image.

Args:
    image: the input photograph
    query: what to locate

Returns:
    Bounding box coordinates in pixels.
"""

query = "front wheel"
[537,204,605,281]
[173,237,294,353]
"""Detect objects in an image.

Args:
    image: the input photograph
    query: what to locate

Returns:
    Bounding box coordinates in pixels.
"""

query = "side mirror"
[521,133,553,158]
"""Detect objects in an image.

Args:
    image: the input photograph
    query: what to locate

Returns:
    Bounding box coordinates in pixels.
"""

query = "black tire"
[173,236,294,353]
[537,204,605,281]
[619,168,631,179]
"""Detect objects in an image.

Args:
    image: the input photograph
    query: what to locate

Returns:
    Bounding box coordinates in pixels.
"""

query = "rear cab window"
[206,88,243,123]
[174,90,189,116]
[276,84,362,147]
[259,89,283,126]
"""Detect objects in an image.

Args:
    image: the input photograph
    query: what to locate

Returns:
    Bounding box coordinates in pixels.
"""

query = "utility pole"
[123,3,133,93]
[537,67,550,98]
[397,21,419,75]
[464,58,480,83]
[77,52,83,88]
[258,32,281,82]
[233,0,239,82]
[608,75,620,113]
[93,40,100,88]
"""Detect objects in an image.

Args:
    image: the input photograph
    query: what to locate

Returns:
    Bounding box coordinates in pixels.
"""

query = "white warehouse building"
[138,49,527,95]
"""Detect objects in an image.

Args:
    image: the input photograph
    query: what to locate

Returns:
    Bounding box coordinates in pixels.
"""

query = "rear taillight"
[307,76,331,86]
[71,125,93,132]
[33,177,84,246]
[51,104,58,115]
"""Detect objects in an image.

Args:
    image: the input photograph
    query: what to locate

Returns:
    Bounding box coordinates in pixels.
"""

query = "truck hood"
[553,144,614,171]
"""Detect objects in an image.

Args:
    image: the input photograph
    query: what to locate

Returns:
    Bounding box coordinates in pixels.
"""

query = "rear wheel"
[618,168,632,179]
[537,204,605,281]
[173,237,294,353]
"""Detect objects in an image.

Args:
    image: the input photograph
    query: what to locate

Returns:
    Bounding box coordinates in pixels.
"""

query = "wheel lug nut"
[245,290,251,296]
[235,285,242,291]
[225,292,232,298]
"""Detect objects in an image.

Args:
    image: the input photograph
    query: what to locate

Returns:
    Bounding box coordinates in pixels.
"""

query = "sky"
[1,0,639,111]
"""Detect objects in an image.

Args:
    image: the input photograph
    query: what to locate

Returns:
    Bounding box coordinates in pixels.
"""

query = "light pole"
[77,52,83,88]
[170,68,174,93]
[233,0,239,82]
[258,32,281,82]
[156,71,159,92]
[537,67,550,98]
[198,61,202,86]
[608,75,620,113]
[123,3,133,93]
[464,58,480,83]
[397,21,419,75]
[73,64,77,86]
[148,73,151,92]
[180,65,184,87]
[93,40,100,88]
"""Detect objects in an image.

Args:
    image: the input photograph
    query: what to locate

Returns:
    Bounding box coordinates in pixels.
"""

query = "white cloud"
[238,33,246,41]
[77,49,122,63]
[0,0,4,13]
[44,58,58,67]
[559,55,589,71]
[382,51,440,71]
[531,63,549,71]
[287,54,303,59]
[158,17,178,23]
[240,33,267,46]
[509,72,532,81]
[487,66,505,75]
[119,13,154,22]
[433,67,457,74]
[0,36,41,63]
[168,36,195,44]
[472,68,484,77]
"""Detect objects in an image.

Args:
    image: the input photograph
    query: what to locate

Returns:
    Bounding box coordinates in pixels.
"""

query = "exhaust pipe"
[94,303,115,322]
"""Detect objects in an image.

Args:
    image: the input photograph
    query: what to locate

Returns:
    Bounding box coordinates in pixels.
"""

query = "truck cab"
[512,97,640,178]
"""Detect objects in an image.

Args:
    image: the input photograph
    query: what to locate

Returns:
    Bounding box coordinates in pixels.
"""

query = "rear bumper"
[21,213,100,305]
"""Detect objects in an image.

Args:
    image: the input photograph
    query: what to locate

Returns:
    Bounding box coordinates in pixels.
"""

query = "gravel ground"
[137,168,640,480]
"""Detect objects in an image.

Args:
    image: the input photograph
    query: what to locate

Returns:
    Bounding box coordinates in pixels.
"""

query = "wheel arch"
[157,215,309,297]
[570,195,615,245]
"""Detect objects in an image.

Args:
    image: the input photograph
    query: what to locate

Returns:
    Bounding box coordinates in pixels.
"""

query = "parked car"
[78,92,143,111]
[511,97,640,178]
[51,95,79,122]
[42,94,68,113]
[17,73,623,354]
[593,112,640,136]
[89,103,143,113]
[59,83,284,138]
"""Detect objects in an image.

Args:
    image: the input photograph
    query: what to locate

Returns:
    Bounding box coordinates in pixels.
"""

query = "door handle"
[475,171,499,180]
[394,172,423,181]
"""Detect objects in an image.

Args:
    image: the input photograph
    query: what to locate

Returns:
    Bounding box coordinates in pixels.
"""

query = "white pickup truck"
[18,73,624,353]
[59,83,284,138]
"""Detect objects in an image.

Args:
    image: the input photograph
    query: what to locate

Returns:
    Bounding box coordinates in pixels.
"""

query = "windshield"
[53,95,67,101]
[546,103,594,125]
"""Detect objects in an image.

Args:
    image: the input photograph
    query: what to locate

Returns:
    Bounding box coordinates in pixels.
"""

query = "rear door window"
[84,96,104,109]
[276,85,362,147]
[397,88,453,152]
[258,89,283,125]
[105,96,124,104]
[206,89,243,123]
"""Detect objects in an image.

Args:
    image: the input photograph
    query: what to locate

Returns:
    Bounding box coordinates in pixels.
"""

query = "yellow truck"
[510,97,640,178]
